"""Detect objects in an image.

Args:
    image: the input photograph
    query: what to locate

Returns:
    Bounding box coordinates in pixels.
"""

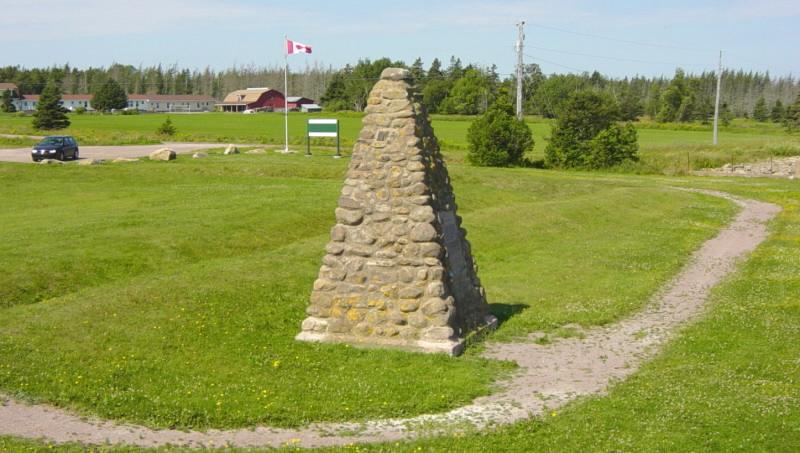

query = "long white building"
[13,94,216,112]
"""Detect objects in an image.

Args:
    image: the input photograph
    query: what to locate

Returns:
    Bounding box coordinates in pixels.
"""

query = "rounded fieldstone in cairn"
[295,68,496,356]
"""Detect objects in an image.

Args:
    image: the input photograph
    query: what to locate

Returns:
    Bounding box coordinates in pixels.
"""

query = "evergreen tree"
[1,89,16,113]
[752,97,769,122]
[32,80,70,130]
[693,96,714,124]
[466,94,533,167]
[785,94,800,132]
[91,78,128,112]
[618,87,644,121]
[409,57,426,87]
[427,58,443,79]
[720,102,733,126]
[320,71,349,110]
[520,63,545,114]
[657,69,690,122]
[771,99,785,123]
[445,56,464,81]
[156,117,176,136]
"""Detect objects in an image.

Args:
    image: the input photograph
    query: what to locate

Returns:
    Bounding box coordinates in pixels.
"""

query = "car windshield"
[39,137,64,146]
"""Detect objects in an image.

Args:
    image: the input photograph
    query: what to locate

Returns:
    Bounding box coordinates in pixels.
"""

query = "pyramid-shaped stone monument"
[296,68,496,355]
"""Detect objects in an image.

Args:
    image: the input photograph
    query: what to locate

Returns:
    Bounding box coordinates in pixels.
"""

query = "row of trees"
[319,57,800,123]
[4,60,798,123]
[0,62,336,102]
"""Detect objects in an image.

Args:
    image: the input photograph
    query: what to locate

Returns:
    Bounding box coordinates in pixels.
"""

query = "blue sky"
[2,0,798,78]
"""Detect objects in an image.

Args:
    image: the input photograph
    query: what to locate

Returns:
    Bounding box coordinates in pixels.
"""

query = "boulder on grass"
[192,152,208,159]
[38,159,63,165]
[149,148,176,161]
[78,158,104,166]
[224,144,239,155]
[112,157,139,163]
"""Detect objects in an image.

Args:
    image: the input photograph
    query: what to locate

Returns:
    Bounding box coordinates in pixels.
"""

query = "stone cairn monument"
[296,68,496,355]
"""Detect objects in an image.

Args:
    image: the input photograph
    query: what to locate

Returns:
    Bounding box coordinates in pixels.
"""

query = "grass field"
[2,112,798,174]
[0,151,736,434]
[0,114,798,451]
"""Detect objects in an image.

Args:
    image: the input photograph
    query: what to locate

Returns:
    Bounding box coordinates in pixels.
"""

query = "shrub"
[156,117,176,136]
[545,91,638,169]
[121,108,140,115]
[587,123,639,169]
[466,98,533,167]
[74,106,86,115]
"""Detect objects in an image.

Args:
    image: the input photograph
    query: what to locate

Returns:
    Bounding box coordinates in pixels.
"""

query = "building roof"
[20,94,215,102]
[21,94,92,101]
[219,88,281,105]
[128,94,215,102]
[0,83,17,91]
[287,96,314,103]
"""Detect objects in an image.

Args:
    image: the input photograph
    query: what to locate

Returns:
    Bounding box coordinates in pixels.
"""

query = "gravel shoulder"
[0,143,254,164]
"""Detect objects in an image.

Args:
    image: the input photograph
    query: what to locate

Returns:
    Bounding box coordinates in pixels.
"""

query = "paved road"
[0,143,247,164]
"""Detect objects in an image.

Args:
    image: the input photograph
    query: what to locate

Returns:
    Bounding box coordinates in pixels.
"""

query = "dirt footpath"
[0,190,781,449]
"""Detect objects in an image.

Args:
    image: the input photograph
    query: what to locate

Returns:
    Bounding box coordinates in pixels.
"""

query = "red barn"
[216,87,285,112]
[286,96,315,110]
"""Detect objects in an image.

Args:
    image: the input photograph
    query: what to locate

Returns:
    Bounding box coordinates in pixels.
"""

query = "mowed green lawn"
[0,151,736,434]
[311,175,800,453]
[2,112,798,173]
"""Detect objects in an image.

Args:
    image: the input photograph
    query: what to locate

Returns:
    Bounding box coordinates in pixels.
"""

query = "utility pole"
[515,21,525,120]
[712,50,722,146]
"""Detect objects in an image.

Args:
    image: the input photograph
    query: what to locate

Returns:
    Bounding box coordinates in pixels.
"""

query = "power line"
[525,21,716,53]
[526,44,712,68]
[524,54,592,74]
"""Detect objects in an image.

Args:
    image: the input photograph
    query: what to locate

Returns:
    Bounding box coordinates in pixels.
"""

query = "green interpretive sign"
[307,119,340,157]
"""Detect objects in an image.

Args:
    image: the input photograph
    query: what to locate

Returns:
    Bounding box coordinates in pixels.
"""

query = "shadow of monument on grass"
[489,303,529,329]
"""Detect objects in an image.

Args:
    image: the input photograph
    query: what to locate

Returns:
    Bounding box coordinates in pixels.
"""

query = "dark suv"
[31,136,79,162]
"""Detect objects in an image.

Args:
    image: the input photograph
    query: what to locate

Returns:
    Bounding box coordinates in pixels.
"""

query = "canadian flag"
[286,39,312,55]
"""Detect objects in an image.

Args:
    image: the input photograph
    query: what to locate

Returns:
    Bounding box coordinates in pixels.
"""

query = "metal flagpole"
[284,35,289,153]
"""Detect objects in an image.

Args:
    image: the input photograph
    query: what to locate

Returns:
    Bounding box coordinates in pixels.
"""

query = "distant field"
[2,112,797,173]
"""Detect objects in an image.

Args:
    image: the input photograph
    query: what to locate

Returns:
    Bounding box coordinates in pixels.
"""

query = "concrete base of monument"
[295,315,498,357]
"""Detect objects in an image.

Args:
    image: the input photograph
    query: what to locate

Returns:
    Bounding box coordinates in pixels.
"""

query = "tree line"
[319,57,800,123]
[2,59,799,123]
[0,62,336,102]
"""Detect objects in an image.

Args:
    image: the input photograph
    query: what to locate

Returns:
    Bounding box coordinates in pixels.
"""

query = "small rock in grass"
[78,158,104,166]
[245,149,267,154]
[224,144,239,155]
[148,148,176,161]
[192,152,208,159]
[111,157,139,163]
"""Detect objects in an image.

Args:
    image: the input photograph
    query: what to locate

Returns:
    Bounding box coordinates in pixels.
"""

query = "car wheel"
[60,151,67,161]
[74,149,79,160]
